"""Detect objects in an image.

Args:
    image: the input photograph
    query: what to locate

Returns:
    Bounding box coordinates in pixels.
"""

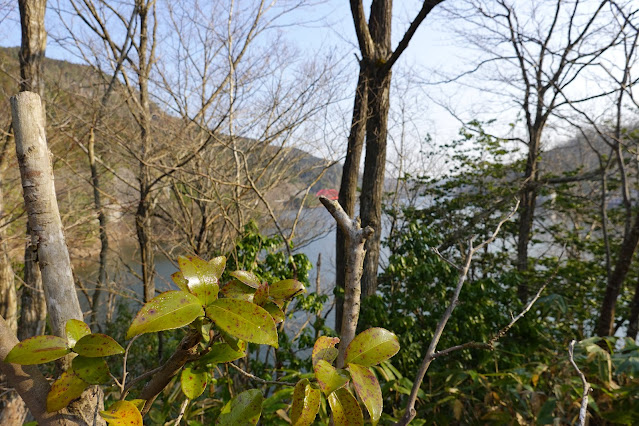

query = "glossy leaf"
[178,256,222,306]
[100,400,143,425]
[269,279,305,300]
[5,335,70,365]
[73,334,124,357]
[171,271,190,292]
[229,271,261,289]
[344,328,400,367]
[314,359,349,395]
[253,282,269,306]
[216,389,263,425]
[72,356,110,384]
[263,302,285,324]
[181,366,208,399]
[348,363,382,425]
[312,336,340,367]
[126,291,204,339]
[66,319,91,348]
[219,280,255,301]
[290,379,321,426]
[198,341,246,366]
[328,388,363,426]
[47,370,89,412]
[206,299,278,347]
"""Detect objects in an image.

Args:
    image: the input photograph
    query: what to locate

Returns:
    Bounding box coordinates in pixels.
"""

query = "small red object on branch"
[316,189,338,200]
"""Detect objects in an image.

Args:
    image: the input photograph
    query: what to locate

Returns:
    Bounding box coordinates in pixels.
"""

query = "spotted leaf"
[312,336,339,367]
[4,335,70,365]
[72,356,110,384]
[178,255,223,306]
[313,359,349,396]
[181,366,208,400]
[126,291,204,339]
[171,271,190,292]
[219,280,255,301]
[100,400,143,425]
[66,319,91,348]
[253,282,269,306]
[216,389,263,425]
[269,279,305,300]
[328,388,363,426]
[348,363,382,425]
[229,271,260,289]
[73,334,124,358]
[47,370,89,412]
[344,328,400,367]
[263,302,285,324]
[206,299,278,347]
[290,378,321,426]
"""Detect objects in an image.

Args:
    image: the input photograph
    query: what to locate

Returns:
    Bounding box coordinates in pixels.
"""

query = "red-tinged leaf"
[178,256,222,306]
[328,388,363,426]
[47,370,89,412]
[72,356,110,384]
[4,335,70,365]
[230,271,260,289]
[73,334,124,357]
[314,359,349,396]
[171,271,190,292]
[220,280,255,301]
[216,389,263,425]
[312,336,340,367]
[66,319,91,348]
[348,363,382,425]
[253,282,269,306]
[197,341,247,367]
[181,366,208,399]
[344,328,400,367]
[290,379,321,426]
[263,302,285,324]
[100,400,143,425]
[126,291,204,339]
[269,279,305,300]
[206,299,278,347]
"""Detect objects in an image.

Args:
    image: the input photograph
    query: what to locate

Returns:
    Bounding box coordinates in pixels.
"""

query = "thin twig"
[569,340,590,426]
[173,398,189,425]
[227,362,297,387]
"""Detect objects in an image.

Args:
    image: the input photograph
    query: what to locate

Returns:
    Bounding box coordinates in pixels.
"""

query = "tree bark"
[335,69,368,332]
[597,210,639,336]
[18,0,47,94]
[10,92,84,338]
[626,274,639,340]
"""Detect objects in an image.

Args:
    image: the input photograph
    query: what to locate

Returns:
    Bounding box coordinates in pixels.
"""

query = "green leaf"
[66,319,91,348]
[313,359,349,396]
[269,279,305,300]
[328,388,363,426]
[171,271,190,292]
[47,370,89,412]
[178,256,222,306]
[206,299,278,347]
[126,291,205,339]
[5,335,70,365]
[344,328,400,367]
[181,367,208,400]
[290,378,321,426]
[72,356,111,384]
[216,389,263,425]
[348,363,382,425]
[219,280,255,301]
[230,271,261,289]
[73,334,124,357]
[197,341,247,366]
[100,400,143,425]
[312,336,340,367]
[263,302,285,324]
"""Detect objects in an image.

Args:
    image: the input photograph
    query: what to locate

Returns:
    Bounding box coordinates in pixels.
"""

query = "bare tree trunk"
[335,69,368,332]
[627,275,639,339]
[0,152,17,334]
[18,0,47,95]
[11,92,83,338]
